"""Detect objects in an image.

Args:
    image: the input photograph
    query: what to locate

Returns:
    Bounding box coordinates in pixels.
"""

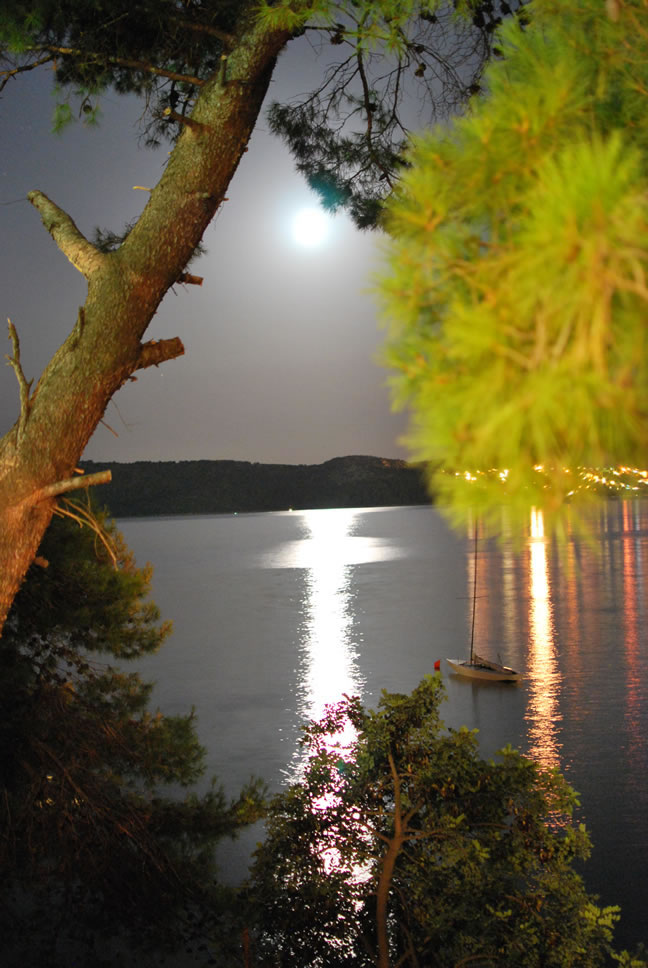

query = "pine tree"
[0,0,514,632]
[379,0,648,536]
[0,499,265,967]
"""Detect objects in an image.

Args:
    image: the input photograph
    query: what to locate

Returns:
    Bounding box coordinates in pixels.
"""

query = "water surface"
[120,502,648,951]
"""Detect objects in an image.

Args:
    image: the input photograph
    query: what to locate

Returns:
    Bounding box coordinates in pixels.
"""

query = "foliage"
[249,675,628,967]
[379,0,648,534]
[0,0,515,225]
[77,456,429,517]
[262,0,516,227]
[0,499,266,967]
[7,497,173,659]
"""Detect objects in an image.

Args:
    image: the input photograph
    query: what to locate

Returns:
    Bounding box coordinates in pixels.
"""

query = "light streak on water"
[525,508,563,770]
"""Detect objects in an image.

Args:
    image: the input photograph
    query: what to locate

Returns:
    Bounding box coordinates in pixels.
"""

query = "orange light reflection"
[622,502,645,779]
[525,509,563,770]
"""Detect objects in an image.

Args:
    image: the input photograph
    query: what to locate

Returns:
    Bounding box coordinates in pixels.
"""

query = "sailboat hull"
[446,657,521,682]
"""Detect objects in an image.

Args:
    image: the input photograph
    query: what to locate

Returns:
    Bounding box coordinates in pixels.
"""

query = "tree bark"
[376,830,403,968]
[375,750,406,968]
[0,7,293,634]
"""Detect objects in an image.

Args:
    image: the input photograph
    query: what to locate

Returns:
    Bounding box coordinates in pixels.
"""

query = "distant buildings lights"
[579,466,646,492]
[447,464,648,493]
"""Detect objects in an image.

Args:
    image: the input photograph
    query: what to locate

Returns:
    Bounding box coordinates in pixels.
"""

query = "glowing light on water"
[296,510,361,768]
[525,508,563,770]
[259,507,404,779]
[621,502,646,782]
[288,508,376,878]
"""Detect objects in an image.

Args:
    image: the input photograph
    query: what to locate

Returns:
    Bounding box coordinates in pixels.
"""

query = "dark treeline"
[80,455,431,517]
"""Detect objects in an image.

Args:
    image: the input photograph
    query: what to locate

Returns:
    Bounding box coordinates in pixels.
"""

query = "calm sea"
[119,502,648,952]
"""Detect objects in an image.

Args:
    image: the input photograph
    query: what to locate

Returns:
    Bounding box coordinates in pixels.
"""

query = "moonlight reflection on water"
[119,502,648,951]
[292,509,362,774]
[262,507,406,778]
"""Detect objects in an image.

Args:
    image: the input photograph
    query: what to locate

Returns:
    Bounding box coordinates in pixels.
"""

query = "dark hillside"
[80,456,430,517]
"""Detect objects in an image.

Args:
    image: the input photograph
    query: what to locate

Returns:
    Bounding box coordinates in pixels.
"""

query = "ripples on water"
[121,501,648,952]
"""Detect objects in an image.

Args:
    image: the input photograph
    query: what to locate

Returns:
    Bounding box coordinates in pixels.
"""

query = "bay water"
[119,502,648,952]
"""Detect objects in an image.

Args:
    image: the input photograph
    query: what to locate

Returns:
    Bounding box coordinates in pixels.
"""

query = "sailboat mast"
[470,526,478,664]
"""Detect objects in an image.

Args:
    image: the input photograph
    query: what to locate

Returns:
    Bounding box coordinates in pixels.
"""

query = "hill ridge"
[80,455,430,517]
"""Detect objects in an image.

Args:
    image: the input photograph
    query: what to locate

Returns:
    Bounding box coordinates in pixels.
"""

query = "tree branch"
[377,748,406,968]
[33,737,99,812]
[135,337,185,371]
[35,470,112,502]
[5,319,33,443]
[31,45,205,88]
[0,55,53,94]
[356,48,395,189]
[388,748,403,837]
[177,272,203,286]
[27,191,105,278]
[169,16,236,49]
[54,494,118,566]
[162,107,207,133]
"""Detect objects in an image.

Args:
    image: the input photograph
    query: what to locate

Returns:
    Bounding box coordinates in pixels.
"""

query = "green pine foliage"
[261,0,506,224]
[379,0,648,534]
[0,0,234,143]
[8,499,173,659]
[249,675,634,967]
[0,500,266,967]
[0,0,507,221]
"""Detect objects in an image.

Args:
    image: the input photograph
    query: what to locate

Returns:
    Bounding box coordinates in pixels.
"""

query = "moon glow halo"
[292,207,330,247]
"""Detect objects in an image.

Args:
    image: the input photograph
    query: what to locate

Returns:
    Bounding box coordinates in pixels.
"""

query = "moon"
[292,207,330,247]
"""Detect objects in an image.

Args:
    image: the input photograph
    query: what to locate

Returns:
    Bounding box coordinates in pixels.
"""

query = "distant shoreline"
[80,455,431,518]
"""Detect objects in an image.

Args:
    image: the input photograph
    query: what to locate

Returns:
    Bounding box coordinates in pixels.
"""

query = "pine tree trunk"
[0,11,292,634]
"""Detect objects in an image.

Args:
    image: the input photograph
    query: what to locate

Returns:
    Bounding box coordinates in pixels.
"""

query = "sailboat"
[446,529,521,682]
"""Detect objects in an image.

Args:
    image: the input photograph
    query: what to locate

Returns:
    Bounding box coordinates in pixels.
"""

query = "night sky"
[0,37,409,465]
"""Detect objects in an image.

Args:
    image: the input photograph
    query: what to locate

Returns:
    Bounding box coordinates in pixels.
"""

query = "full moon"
[292,207,330,247]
